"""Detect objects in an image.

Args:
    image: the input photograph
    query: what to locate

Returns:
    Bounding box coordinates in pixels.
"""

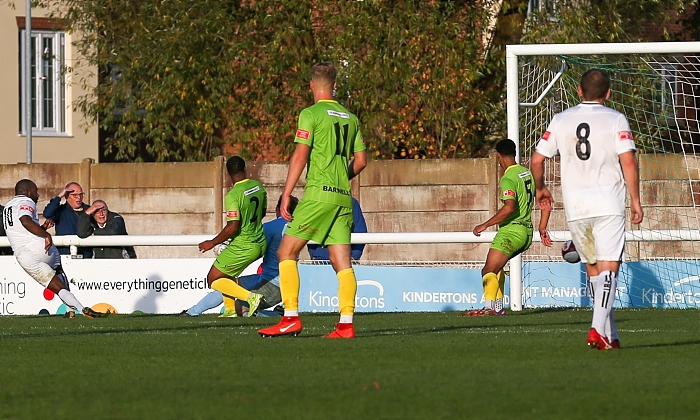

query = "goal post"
[506,41,700,311]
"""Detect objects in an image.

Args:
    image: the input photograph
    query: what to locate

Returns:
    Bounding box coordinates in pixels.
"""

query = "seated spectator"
[43,182,93,258]
[77,200,137,259]
[307,197,367,261]
[0,204,13,255]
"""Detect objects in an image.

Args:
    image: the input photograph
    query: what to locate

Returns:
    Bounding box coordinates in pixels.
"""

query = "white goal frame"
[506,41,700,311]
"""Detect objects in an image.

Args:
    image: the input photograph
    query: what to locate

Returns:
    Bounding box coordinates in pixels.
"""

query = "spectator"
[307,197,367,261]
[77,200,137,259]
[43,182,92,258]
[0,204,13,255]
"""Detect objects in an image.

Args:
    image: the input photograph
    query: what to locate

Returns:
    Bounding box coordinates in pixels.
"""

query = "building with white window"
[0,4,98,164]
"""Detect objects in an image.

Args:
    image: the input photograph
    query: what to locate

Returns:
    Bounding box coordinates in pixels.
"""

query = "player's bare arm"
[280,143,310,221]
[473,199,516,236]
[348,150,367,180]
[19,214,53,251]
[538,207,553,247]
[199,220,240,253]
[530,152,553,211]
[619,150,644,224]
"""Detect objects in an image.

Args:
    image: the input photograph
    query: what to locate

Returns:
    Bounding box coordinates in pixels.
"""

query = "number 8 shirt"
[535,101,637,222]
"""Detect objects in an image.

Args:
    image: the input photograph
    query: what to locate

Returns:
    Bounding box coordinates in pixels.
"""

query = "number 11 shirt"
[294,99,365,208]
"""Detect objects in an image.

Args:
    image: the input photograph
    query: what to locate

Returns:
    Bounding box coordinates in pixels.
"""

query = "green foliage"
[40,0,696,161]
[522,0,694,43]
[320,0,505,159]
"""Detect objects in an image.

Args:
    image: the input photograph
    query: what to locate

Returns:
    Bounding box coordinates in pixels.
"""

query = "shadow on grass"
[515,307,582,315]
[621,339,700,349]
[0,315,267,340]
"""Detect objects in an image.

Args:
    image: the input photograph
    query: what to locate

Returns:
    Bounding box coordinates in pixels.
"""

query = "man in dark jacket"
[77,200,137,259]
[43,182,93,258]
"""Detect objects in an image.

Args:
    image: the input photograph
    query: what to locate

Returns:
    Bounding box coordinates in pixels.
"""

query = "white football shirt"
[2,195,44,252]
[535,102,636,221]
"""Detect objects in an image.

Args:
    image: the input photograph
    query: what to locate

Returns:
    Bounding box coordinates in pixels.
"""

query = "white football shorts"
[14,242,60,287]
[567,215,626,264]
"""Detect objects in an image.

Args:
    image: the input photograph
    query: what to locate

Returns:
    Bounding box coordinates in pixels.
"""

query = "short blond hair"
[311,61,337,86]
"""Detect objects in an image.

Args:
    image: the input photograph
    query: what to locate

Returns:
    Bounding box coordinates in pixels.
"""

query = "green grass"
[1,309,699,419]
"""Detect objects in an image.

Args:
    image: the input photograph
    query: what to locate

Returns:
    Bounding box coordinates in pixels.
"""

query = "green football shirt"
[294,99,366,207]
[498,164,534,229]
[224,178,267,245]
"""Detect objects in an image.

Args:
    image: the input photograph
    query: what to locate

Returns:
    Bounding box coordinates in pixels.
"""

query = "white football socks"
[57,289,85,313]
[606,307,619,342]
[591,270,617,336]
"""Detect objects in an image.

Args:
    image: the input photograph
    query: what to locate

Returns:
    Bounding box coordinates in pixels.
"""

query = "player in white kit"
[531,69,643,350]
[2,179,104,318]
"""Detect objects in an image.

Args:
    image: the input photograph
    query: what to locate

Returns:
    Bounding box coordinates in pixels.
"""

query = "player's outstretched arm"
[620,150,644,225]
[199,220,240,253]
[473,200,516,236]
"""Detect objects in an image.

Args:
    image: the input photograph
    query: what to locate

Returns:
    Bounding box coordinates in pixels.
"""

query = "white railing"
[1,229,696,248]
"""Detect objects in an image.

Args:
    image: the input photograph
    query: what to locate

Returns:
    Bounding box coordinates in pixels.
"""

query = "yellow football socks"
[279,260,300,311]
[483,272,499,302]
[337,268,357,316]
[211,278,250,301]
[222,295,236,311]
[496,270,506,299]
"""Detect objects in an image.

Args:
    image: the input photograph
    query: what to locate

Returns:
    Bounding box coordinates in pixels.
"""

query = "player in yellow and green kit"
[258,61,367,338]
[468,139,552,316]
[198,156,268,318]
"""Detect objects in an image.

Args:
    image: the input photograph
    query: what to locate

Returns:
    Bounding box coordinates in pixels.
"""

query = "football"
[562,240,581,263]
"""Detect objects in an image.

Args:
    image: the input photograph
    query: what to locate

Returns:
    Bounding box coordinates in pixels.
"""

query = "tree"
[40,0,694,161]
[45,0,316,162]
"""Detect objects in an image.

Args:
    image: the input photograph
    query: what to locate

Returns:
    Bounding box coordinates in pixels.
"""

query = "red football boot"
[324,322,356,339]
[587,328,613,350]
[464,308,498,317]
[258,316,303,337]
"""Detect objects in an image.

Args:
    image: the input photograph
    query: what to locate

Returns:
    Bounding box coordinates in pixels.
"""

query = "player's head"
[64,182,84,209]
[495,139,517,157]
[275,195,299,218]
[15,179,38,203]
[495,139,517,170]
[579,69,611,101]
[226,156,246,178]
[310,61,337,90]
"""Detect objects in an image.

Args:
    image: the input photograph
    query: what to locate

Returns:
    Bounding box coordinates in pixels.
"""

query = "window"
[528,0,559,15]
[19,30,66,135]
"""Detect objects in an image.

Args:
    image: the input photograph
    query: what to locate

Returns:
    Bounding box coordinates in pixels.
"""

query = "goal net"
[511,42,700,309]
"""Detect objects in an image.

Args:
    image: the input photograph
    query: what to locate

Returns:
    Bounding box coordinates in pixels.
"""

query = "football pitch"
[1,309,699,419]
